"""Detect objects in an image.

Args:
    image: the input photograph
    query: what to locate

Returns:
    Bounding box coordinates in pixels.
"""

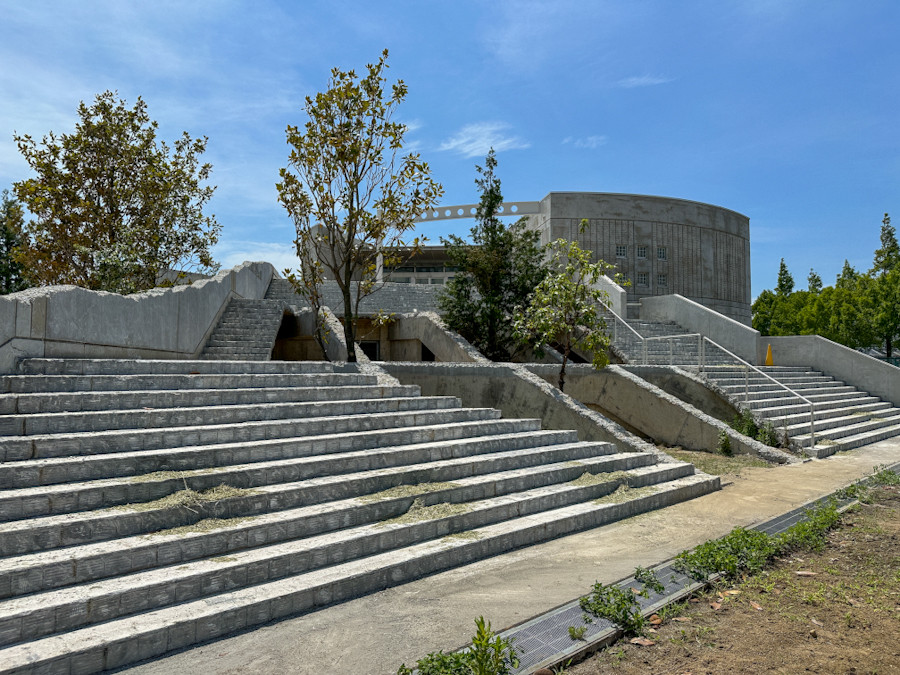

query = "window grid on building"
[637,245,647,259]
[615,244,627,258]
[657,273,668,287]
[637,272,649,286]
[657,246,667,260]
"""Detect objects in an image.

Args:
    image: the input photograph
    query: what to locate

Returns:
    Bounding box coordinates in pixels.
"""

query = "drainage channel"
[494,460,900,674]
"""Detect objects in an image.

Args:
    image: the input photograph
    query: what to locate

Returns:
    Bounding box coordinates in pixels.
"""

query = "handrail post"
[643,339,647,365]
[809,404,816,449]
[745,365,749,403]
[699,335,704,371]
[669,337,673,365]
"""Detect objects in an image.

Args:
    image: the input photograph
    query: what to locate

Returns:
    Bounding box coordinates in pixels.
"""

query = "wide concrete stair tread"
[0,460,691,645]
[0,472,715,672]
[0,394,460,436]
[0,450,651,596]
[790,410,900,446]
[772,401,892,426]
[0,357,720,673]
[806,421,900,458]
[200,298,284,361]
[0,384,419,416]
[0,371,378,394]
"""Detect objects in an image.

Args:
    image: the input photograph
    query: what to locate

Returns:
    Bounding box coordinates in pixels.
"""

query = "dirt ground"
[567,484,900,675]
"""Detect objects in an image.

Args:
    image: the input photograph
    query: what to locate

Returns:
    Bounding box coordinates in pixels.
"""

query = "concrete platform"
[120,436,900,675]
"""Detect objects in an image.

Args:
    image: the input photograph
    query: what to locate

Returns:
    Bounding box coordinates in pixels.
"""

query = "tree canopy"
[13,90,220,294]
[0,189,28,294]
[513,224,614,391]
[277,49,442,361]
[438,150,546,361]
[752,216,900,358]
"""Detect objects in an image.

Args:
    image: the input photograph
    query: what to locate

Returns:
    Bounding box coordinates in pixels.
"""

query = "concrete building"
[410,192,752,325]
[522,193,752,325]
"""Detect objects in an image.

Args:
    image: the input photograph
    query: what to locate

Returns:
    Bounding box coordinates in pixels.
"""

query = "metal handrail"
[696,336,816,448]
[599,301,817,448]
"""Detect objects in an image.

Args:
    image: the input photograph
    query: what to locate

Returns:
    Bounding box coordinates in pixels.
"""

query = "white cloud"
[616,75,673,89]
[563,135,608,150]
[438,122,530,158]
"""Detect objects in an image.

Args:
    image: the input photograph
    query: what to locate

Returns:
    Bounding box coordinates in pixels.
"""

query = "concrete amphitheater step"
[0,460,691,647]
[0,357,720,674]
[0,394,462,436]
[0,471,716,673]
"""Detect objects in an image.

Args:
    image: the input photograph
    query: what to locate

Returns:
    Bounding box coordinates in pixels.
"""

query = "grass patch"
[379,498,470,526]
[357,482,459,503]
[442,530,482,542]
[129,468,225,483]
[146,516,255,537]
[593,484,659,505]
[667,448,770,478]
[570,470,629,487]
[116,484,258,512]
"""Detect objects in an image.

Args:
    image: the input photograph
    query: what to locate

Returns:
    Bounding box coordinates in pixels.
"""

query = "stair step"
[17,359,334,376]
[791,410,900,448]
[0,472,717,673]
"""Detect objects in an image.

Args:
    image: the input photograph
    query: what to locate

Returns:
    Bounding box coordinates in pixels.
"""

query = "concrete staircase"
[0,358,718,674]
[606,314,738,367]
[264,277,304,307]
[702,365,900,458]
[200,298,285,361]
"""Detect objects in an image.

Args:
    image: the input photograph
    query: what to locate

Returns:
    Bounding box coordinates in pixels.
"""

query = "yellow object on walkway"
[765,344,773,366]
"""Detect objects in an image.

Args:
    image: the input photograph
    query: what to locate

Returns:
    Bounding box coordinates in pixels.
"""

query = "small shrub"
[633,566,665,595]
[673,527,777,581]
[397,616,518,675]
[579,582,645,635]
[756,421,778,447]
[732,408,759,438]
[717,428,732,456]
[567,624,587,640]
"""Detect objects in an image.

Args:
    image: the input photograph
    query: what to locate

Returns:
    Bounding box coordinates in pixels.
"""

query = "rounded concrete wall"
[527,192,751,325]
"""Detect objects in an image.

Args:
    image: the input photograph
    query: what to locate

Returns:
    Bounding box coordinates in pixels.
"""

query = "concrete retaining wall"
[0,261,274,373]
[526,363,794,463]
[380,361,666,459]
[640,294,760,363]
[763,335,900,407]
[389,313,490,364]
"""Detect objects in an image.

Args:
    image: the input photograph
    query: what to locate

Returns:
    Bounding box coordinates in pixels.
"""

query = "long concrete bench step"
[0,384,420,416]
[0,420,564,495]
[0,459,687,647]
[16,359,334,376]
[711,376,840,389]
[0,437,592,555]
[0,431,603,522]
[0,471,716,674]
[0,450,647,598]
[0,394,460,436]
[0,371,378,394]
[783,407,900,436]
[0,406,504,464]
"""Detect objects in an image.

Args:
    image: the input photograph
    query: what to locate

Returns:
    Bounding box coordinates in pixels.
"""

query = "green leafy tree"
[514,223,614,391]
[807,268,822,294]
[277,49,442,361]
[13,90,220,293]
[0,189,29,294]
[438,149,546,361]
[865,267,900,357]
[873,212,899,275]
[775,258,794,296]
[751,288,776,335]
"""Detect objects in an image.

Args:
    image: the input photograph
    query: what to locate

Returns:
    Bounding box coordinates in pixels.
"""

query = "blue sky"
[2,1,899,298]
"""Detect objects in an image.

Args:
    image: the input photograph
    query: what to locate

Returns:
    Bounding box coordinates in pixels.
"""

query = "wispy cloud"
[562,135,608,150]
[438,122,530,158]
[616,75,673,89]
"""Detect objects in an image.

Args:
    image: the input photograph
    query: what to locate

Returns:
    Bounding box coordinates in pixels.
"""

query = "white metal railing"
[600,303,816,446]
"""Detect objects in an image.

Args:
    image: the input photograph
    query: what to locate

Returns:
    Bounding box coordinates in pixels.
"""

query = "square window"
[657,273,668,287]
[636,272,648,286]
[657,246,667,261]
[637,245,647,259]
[615,245,627,258]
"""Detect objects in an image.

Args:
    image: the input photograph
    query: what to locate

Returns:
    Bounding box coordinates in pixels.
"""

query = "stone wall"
[0,261,274,373]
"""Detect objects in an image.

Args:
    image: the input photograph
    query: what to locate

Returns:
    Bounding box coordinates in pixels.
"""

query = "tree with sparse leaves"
[439,149,546,361]
[775,258,794,296]
[277,50,442,361]
[13,90,220,294]
[514,222,614,392]
[0,189,29,294]
[873,212,899,275]
[807,268,822,294]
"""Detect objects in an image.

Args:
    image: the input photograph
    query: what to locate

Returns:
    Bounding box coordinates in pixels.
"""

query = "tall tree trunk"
[887,335,893,360]
[558,346,569,392]
[341,285,356,362]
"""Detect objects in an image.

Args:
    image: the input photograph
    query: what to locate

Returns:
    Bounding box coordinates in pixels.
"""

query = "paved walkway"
[122,439,900,675]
